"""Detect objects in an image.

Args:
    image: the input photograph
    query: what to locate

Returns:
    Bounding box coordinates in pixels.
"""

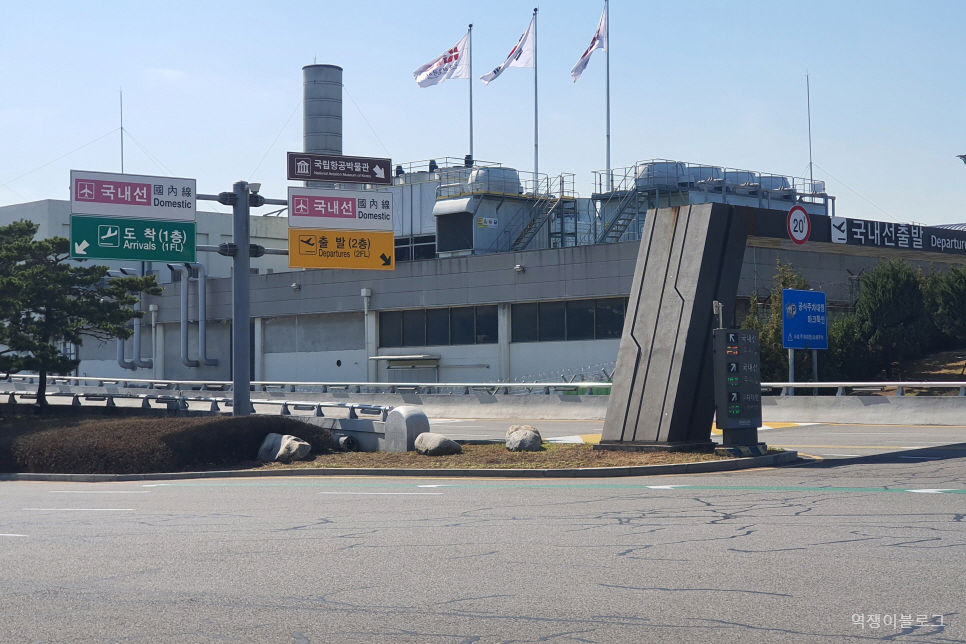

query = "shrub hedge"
[0,415,333,474]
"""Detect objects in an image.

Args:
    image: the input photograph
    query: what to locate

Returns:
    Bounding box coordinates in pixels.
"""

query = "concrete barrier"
[762,395,966,426]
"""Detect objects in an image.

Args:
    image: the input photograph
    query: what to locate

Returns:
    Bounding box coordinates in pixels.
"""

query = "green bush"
[1,415,333,474]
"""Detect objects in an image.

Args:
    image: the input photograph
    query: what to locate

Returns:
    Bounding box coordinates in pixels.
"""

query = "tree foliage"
[741,259,809,382]
[0,221,160,405]
[926,265,966,349]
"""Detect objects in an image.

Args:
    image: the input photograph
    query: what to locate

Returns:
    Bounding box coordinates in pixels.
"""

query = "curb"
[0,450,799,482]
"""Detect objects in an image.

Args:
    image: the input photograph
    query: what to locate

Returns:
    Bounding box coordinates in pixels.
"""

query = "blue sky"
[1,0,964,224]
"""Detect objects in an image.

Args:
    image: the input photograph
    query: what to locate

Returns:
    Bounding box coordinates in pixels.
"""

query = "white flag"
[413,33,470,88]
[480,18,535,85]
[571,8,607,82]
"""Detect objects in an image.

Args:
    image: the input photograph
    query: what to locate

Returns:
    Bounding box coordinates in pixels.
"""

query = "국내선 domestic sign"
[287,187,393,232]
[70,170,196,221]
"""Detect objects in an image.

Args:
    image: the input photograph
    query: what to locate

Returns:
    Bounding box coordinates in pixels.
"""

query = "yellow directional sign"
[288,228,395,270]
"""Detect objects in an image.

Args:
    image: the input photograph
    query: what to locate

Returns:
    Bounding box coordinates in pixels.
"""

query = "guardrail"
[763,381,966,397]
[7,374,966,398]
[1,389,391,420]
[1,374,611,395]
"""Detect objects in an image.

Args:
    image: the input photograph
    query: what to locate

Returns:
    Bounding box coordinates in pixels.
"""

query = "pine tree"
[0,221,160,406]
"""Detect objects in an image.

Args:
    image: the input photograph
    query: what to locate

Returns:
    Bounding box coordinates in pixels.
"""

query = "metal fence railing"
[7,374,966,398]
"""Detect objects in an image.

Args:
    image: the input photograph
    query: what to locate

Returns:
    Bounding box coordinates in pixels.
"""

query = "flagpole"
[533,7,539,185]
[468,24,474,161]
[605,0,611,191]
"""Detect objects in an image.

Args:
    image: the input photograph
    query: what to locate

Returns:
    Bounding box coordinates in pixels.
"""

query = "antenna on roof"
[119,88,124,174]
[806,72,813,186]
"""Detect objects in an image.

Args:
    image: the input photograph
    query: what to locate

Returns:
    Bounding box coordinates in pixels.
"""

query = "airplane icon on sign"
[98,225,120,247]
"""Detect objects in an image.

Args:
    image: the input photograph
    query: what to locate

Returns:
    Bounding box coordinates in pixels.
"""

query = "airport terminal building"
[3,65,966,385]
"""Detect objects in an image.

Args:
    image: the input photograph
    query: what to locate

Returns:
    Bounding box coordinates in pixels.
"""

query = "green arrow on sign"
[70,215,196,263]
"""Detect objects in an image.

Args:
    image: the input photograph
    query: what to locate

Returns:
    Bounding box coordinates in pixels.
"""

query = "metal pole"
[468,24,473,160]
[533,7,539,182]
[232,181,252,415]
[812,348,818,396]
[788,348,795,397]
[119,89,124,173]
[806,73,813,186]
[605,0,611,192]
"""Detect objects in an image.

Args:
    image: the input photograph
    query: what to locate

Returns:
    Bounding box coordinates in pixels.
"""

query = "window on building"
[475,305,498,344]
[402,309,426,347]
[538,301,566,342]
[566,300,595,341]
[379,310,403,348]
[510,297,628,343]
[426,308,450,346]
[379,305,497,348]
[595,298,625,339]
[511,303,539,343]
[450,307,475,345]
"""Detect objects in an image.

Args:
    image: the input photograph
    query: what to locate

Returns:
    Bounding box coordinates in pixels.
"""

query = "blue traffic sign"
[782,289,828,350]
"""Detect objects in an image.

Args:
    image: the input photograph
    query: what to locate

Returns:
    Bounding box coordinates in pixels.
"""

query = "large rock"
[507,424,542,441]
[506,429,542,452]
[257,433,312,463]
[414,432,462,456]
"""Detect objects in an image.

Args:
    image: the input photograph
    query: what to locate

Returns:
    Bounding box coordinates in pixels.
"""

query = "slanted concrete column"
[599,203,748,449]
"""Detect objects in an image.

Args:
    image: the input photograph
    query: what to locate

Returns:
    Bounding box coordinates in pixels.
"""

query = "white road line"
[23,508,136,512]
[142,484,179,487]
[645,485,691,490]
[905,489,956,494]
[820,454,862,457]
[417,485,454,488]
[0,534,27,537]
[318,492,442,496]
[48,491,150,494]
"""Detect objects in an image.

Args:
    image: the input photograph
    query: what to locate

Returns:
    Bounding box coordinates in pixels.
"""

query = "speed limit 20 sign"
[786,205,811,244]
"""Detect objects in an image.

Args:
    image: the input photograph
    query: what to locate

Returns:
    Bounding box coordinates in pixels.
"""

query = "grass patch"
[0,414,332,474]
[263,442,731,471]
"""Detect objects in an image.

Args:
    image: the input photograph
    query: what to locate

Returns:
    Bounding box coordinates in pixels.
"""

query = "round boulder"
[414,432,463,456]
[506,424,542,441]
[506,429,542,452]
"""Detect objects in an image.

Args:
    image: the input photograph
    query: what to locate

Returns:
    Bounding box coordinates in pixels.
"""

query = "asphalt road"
[1,423,964,643]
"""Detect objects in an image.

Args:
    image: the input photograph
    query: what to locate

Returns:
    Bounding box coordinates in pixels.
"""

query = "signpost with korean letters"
[712,329,762,439]
[287,186,395,270]
[287,152,392,186]
[69,170,197,263]
[288,228,395,270]
[70,215,195,263]
[287,187,393,232]
[782,289,828,350]
[70,170,196,221]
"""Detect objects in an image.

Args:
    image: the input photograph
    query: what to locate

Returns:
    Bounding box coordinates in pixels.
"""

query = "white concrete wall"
[264,349,367,382]
[509,339,621,381]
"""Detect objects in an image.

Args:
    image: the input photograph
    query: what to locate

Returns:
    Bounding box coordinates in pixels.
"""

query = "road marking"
[416,485,453,488]
[48,491,150,494]
[645,485,690,489]
[0,534,27,537]
[142,484,179,487]
[906,489,956,493]
[771,445,936,450]
[318,492,442,496]
[23,508,135,511]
